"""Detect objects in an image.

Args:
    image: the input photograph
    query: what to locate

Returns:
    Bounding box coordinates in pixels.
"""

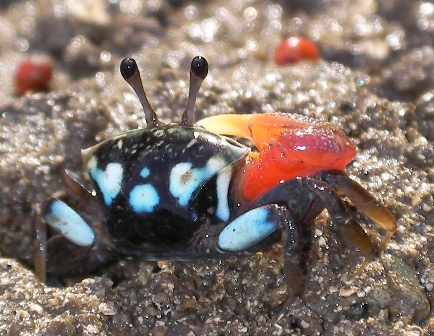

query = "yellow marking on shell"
[197,114,254,140]
[81,145,100,167]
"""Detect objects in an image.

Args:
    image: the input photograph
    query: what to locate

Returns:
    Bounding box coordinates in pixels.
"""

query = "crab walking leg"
[33,209,47,282]
[62,169,96,204]
[305,178,378,274]
[321,171,397,250]
[281,213,303,297]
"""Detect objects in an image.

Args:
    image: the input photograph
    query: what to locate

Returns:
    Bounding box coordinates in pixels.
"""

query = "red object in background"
[273,36,320,66]
[15,60,53,96]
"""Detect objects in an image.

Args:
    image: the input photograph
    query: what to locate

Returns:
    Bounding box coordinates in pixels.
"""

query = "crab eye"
[181,56,208,126]
[120,57,160,127]
[120,58,138,81]
[191,56,208,80]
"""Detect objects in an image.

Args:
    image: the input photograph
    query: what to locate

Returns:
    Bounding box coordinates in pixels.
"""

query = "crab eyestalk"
[120,57,160,127]
[181,56,208,126]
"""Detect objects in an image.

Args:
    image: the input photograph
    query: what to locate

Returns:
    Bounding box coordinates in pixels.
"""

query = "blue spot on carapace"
[218,207,277,251]
[88,160,123,206]
[140,167,150,179]
[129,184,159,213]
[44,199,95,247]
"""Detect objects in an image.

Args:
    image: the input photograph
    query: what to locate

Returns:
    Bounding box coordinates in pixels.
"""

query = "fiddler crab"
[34,56,396,296]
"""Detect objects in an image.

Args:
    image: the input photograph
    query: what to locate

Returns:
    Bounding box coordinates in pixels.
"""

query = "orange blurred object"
[15,60,53,96]
[273,36,320,66]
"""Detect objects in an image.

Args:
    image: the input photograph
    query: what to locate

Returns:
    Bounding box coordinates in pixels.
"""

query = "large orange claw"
[198,113,356,201]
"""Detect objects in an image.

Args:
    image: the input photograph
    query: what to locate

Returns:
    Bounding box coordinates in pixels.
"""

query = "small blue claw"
[218,205,283,251]
[43,199,96,247]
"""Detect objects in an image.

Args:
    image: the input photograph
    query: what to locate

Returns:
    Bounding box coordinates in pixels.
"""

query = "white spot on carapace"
[140,167,150,179]
[45,200,95,247]
[154,129,165,137]
[170,157,228,207]
[206,157,226,171]
[186,138,198,149]
[169,162,194,206]
[215,166,232,221]
[89,160,123,206]
[129,184,159,213]
[117,140,123,149]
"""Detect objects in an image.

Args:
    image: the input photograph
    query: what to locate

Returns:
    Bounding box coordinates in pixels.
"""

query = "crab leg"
[320,171,397,250]
[305,177,378,274]
[33,209,47,282]
[62,169,95,203]
[281,211,303,297]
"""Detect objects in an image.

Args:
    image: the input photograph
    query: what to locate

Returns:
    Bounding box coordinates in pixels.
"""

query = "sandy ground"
[0,0,434,335]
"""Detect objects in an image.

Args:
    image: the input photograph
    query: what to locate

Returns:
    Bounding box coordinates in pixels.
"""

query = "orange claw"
[198,113,356,201]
